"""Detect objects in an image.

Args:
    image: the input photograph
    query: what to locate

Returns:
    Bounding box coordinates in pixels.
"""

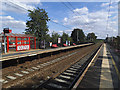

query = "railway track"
[34,44,102,90]
[2,50,78,86]
[1,43,102,88]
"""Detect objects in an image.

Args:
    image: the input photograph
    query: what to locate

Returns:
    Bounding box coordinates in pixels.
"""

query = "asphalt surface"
[76,43,119,89]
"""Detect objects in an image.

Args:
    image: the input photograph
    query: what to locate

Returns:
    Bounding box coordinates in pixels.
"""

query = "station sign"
[9,45,16,47]
[17,45,30,51]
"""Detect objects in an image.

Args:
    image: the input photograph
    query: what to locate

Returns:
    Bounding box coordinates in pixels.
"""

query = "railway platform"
[74,43,120,89]
[1,43,93,61]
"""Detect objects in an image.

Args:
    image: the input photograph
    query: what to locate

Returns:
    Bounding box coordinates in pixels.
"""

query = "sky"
[0,0,119,39]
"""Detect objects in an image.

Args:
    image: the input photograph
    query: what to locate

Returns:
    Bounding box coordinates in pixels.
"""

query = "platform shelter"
[0,32,36,52]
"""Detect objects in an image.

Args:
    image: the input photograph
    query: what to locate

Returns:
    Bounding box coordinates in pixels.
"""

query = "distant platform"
[1,43,93,61]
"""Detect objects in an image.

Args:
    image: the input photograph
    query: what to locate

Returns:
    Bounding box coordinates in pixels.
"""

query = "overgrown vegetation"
[106,36,120,50]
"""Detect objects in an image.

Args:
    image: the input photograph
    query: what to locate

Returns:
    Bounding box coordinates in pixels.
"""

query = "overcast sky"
[0,0,119,39]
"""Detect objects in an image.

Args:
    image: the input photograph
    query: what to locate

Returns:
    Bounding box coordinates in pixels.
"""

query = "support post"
[4,33,6,53]
[29,37,30,50]
[16,37,18,51]
[34,37,36,49]
[44,39,45,49]
[7,36,9,52]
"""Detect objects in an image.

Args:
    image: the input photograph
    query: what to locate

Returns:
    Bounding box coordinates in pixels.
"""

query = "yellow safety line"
[110,53,120,80]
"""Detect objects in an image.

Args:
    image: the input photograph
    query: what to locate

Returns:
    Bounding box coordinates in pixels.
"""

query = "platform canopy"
[0,32,34,37]
[0,32,36,52]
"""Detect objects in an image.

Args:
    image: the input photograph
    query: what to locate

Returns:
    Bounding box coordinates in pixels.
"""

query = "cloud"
[52,19,58,23]
[101,2,109,7]
[65,29,73,32]
[58,31,63,33]
[63,5,118,39]
[0,16,26,33]
[1,16,14,20]
[64,17,68,22]
[73,7,88,15]
[1,0,41,13]
[0,0,41,33]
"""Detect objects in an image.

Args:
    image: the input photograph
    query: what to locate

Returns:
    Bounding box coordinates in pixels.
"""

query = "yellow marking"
[110,54,120,80]
[100,44,113,88]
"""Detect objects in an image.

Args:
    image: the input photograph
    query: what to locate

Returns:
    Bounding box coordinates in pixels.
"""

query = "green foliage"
[25,7,50,42]
[61,32,73,43]
[51,31,60,44]
[107,36,120,50]
[87,32,97,42]
[71,28,85,43]
[45,34,51,43]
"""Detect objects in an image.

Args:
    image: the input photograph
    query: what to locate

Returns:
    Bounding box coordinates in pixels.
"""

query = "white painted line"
[0,79,5,83]
[52,60,56,62]
[73,65,81,67]
[59,75,71,79]
[31,54,37,55]
[19,56,26,58]
[14,73,23,77]
[6,76,16,80]
[66,70,76,73]
[26,69,34,71]
[100,44,113,88]
[55,58,59,60]
[32,67,39,70]
[69,68,78,71]
[49,62,53,64]
[41,63,47,66]
[40,80,44,83]
[63,72,75,76]
[28,54,37,56]
[60,57,65,59]
[3,80,8,84]
[71,66,80,68]
[21,71,29,74]
[48,83,64,88]
[46,62,50,64]
[55,78,68,83]
[37,65,41,68]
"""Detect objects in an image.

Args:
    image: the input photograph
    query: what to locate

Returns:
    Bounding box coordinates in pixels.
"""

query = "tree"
[116,36,120,50]
[87,32,97,42]
[61,32,73,43]
[61,32,69,43]
[45,34,51,43]
[51,31,60,44]
[25,7,50,48]
[71,28,85,43]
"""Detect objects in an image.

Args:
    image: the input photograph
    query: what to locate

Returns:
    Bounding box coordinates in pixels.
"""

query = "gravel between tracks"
[2,43,101,88]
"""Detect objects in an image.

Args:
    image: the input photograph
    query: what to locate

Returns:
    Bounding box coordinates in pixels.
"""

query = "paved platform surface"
[76,43,120,89]
[1,43,92,61]
[2,49,47,57]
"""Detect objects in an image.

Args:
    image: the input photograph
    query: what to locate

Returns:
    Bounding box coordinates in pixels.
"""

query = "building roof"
[0,33,34,37]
